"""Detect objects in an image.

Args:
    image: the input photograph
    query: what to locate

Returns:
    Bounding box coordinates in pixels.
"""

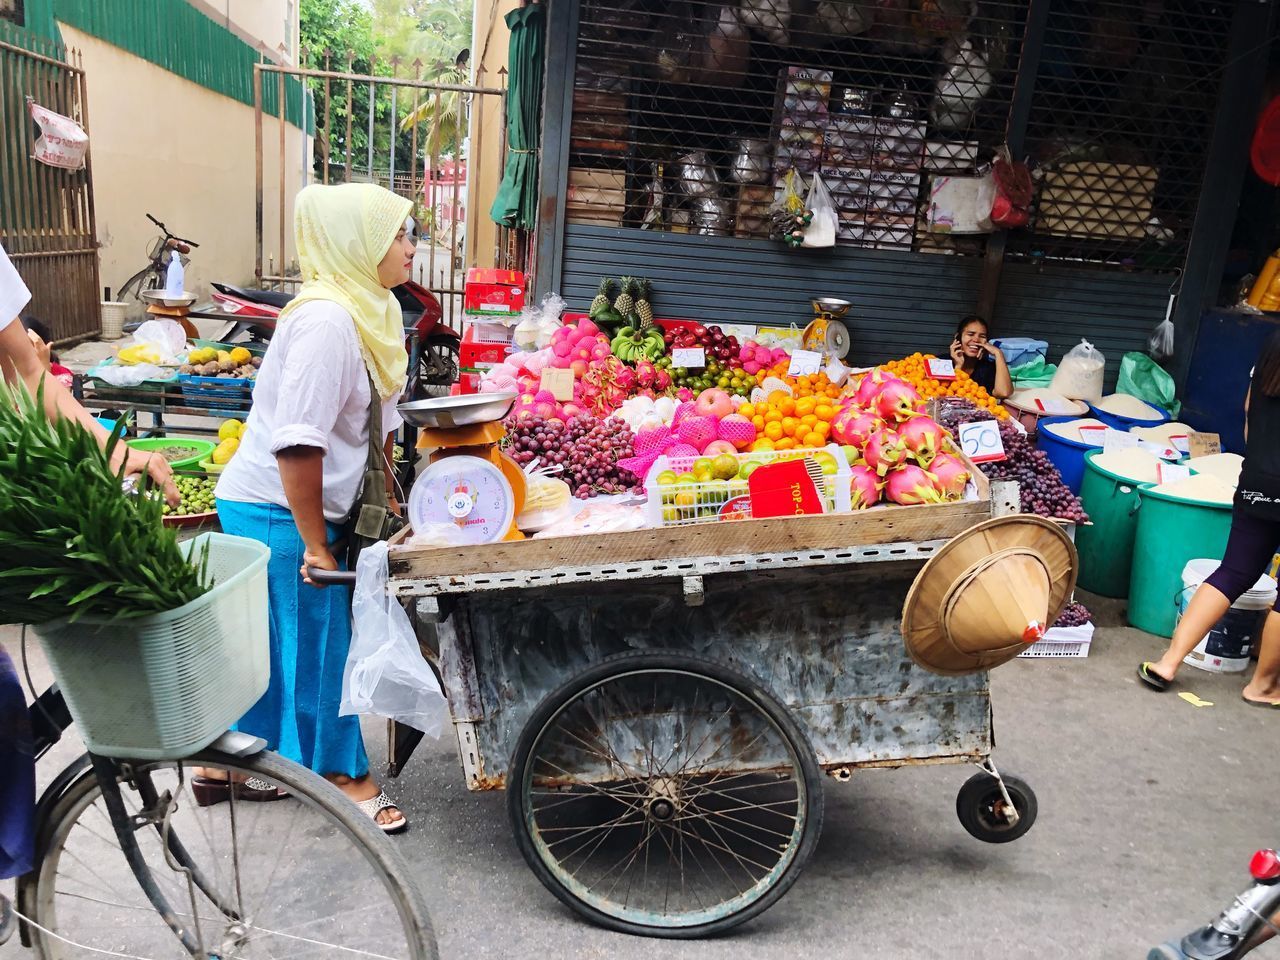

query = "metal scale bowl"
[803,297,852,360]
[398,392,526,544]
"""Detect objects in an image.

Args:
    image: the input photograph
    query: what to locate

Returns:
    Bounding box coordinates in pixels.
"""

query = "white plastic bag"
[1049,338,1106,403]
[95,363,166,387]
[801,173,836,248]
[132,319,188,363]
[341,542,449,736]
[1148,295,1175,361]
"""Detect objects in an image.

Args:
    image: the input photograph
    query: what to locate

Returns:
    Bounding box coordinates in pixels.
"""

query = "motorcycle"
[1150,848,1280,959]
[188,279,461,402]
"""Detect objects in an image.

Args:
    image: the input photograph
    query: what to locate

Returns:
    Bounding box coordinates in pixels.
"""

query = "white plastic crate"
[643,444,851,527]
[469,321,514,343]
[1018,622,1093,659]
[36,533,271,759]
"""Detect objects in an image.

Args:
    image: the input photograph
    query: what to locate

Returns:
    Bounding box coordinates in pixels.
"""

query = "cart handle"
[305,566,357,586]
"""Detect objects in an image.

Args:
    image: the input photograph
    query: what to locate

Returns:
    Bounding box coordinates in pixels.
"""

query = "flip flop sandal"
[1241,694,1280,709]
[192,775,290,807]
[1137,662,1171,692]
[356,792,408,834]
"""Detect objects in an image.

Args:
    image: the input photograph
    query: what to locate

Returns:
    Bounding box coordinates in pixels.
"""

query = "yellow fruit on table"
[218,419,243,441]
[216,350,232,364]
[229,347,251,366]
[212,438,239,464]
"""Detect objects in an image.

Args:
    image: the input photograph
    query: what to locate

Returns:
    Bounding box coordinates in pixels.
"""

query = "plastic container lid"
[1182,558,1278,602]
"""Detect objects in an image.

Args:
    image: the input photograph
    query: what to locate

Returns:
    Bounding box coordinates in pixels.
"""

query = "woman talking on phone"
[948,314,1013,400]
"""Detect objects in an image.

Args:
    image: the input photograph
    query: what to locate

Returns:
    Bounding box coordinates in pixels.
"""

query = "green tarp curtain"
[489,4,545,230]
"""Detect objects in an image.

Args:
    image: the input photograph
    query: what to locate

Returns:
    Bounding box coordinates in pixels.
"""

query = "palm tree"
[396,0,472,163]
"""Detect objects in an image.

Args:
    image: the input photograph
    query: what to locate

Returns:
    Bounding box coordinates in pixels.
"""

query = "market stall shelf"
[385,482,1035,938]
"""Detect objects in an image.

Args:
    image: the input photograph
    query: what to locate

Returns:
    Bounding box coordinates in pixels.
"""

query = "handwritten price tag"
[672,347,705,369]
[1102,429,1139,454]
[1188,432,1222,458]
[1157,462,1191,484]
[539,368,575,401]
[925,358,956,380]
[958,420,1006,463]
[787,349,823,377]
[1078,425,1108,447]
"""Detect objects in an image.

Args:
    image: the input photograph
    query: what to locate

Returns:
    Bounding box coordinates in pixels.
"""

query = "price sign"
[1078,425,1108,447]
[1140,440,1180,461]
[1188,432,1222,458]
[824,357,849,385]
[539,368,575,401]
[958,420,1006,463]
[787,349,823,377]
[1102,429,1139,453]
[672,347,705,369]
[1156,462,1191,485]
[925,357,957,380]
[1170,434,1191,455]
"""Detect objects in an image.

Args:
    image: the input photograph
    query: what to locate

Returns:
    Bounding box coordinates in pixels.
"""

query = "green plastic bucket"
[1128,484,1232,638]
[1076,450,1146,598]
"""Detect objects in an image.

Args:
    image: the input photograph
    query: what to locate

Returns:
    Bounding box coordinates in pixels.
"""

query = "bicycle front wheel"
[27,748,436,960]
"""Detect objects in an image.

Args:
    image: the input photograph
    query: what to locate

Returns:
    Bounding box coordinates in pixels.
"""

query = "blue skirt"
[215,499,369,779]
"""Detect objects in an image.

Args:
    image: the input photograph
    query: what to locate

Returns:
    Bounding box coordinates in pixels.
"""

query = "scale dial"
[408,455,515,545]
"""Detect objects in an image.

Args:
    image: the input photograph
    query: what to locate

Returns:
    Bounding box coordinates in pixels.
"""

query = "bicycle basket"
[35,533,271,760]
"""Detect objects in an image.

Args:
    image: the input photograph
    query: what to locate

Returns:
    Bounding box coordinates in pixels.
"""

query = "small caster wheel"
[1147,944,1186,960]
[956,771,1037,843]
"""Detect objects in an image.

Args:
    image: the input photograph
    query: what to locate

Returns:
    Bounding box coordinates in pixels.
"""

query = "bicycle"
[116,214,200,304]
[2,560,438,958]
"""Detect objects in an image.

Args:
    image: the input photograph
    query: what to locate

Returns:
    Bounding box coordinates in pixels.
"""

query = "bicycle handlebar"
[306,566,358,586]
[147,213,200,250]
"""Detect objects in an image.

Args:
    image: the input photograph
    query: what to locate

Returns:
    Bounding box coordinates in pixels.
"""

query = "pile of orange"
[739,391,839,452]
[760,364,845,401]
[881,353,1008,419]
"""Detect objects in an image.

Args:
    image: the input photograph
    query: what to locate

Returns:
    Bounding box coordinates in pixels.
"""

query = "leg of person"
[1242,606,1280,706]
[1142,509,1280,686]
[284,524,407,832]
[1242,909,1279,951]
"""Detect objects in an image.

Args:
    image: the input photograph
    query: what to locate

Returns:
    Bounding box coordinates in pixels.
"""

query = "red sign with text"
[747,460,825,519]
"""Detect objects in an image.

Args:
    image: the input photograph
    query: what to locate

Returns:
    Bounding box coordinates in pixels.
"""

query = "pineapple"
[589,277,614,317]
[613,276,636,317]
[635,279,655,330]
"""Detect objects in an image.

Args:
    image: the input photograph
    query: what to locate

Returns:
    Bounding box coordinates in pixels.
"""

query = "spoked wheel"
[24,749,437,959]
[508,651,823,938]
[956,771,1037,844]
[412,335,459,400]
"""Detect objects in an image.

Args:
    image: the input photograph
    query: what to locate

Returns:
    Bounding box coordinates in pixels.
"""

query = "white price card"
[925,357,957,380]
[787,349,823,376]
[671,347,705,369]
[958,420,1006,463]
[1156,462,1191,485]
[1078,425,1108,447]
[539,368,575,402]
[1102,429,1139,453]
[824,357,849,385]
[1171,434,1191,455]
[1140,440,1180,461]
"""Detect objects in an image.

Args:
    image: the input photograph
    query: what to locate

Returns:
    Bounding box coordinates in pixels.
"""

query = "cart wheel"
[507,651,823,938]
[956,772,1037,843]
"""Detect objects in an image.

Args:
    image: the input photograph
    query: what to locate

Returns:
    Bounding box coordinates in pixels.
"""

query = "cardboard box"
[464,268,526,317]
[460,324,513,371]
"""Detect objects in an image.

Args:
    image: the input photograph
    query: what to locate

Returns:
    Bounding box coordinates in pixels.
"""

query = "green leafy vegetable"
[0,380,210,625]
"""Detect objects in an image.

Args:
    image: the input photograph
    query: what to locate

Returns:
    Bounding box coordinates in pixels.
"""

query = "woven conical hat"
[901,515,1077,676]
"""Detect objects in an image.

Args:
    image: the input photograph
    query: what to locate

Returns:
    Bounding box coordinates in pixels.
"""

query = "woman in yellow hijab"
[215,183,417,832]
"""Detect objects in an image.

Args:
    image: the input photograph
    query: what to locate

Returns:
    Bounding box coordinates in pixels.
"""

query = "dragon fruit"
[863,427,906,477]
[717,414,756,450]
[677,414,719,452]
[928,453,971,500]
[874,379,925,423]
[884,464,946,505]
[853,369,902,407]
[655,369,673,390]
[831,405,881,448]
[849,465,881,510]
[898,416,946,466]
[635,359,656,389]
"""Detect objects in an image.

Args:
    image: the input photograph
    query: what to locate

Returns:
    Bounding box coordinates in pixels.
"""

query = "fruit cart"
[384,478,1050,939]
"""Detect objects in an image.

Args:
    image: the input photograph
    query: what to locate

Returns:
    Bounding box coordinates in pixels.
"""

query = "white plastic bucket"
[1176,559,1276,673]
[100,300,127,340]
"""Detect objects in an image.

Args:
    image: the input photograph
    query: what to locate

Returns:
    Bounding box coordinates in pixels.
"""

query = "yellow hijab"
[281,183,414,401]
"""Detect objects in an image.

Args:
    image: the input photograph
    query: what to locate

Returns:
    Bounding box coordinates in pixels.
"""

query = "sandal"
[192,775,289,807]
[1241,693,1280,709]
[356,792,408,834]
[1137,662,1171,692]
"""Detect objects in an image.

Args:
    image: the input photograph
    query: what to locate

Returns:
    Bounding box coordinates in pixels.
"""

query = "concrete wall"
[185,0,296,63]
[63,24,311,309]
[466,0,518,269]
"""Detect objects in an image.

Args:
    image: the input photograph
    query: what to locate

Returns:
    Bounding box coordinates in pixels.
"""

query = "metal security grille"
[567,0,1028,253]
[1007,1,1237,271]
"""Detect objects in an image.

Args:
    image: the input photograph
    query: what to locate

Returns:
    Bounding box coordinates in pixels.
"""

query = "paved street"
[7,591,1279,959]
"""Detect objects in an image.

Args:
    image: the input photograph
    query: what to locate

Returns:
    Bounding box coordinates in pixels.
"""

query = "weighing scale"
[803,297,852,360]
[398,393,526,544]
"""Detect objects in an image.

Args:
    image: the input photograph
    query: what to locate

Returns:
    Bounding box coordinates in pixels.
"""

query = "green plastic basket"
[35,533,270,760]
[125,437,216,470]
